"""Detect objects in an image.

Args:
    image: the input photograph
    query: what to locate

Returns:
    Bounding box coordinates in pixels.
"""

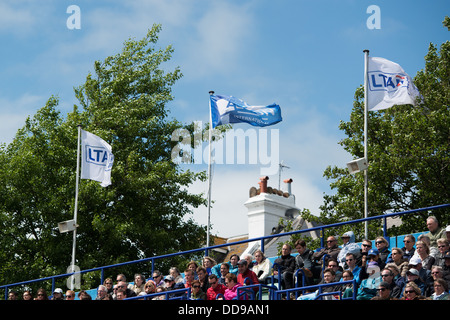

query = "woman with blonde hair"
[415,240,435,270]
[401,282,428,300]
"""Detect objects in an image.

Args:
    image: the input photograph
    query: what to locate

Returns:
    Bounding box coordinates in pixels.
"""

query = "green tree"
[310,22,450,240]
[0,24,208,287]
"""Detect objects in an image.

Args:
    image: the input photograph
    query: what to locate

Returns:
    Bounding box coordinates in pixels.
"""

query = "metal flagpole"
[206,91,214,248]
[363,49,369,239]
[71,124,82,289]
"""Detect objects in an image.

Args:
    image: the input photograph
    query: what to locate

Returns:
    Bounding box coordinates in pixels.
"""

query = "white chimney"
[245,177,298,241]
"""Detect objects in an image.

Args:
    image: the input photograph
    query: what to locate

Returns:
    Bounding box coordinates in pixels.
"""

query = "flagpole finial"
[363,49,369,53]
[209,91,214,95]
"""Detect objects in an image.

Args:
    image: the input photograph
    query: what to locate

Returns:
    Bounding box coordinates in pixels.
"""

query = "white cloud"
[180,1,255,78]
[0,93,45,144]
[0,1,38,35]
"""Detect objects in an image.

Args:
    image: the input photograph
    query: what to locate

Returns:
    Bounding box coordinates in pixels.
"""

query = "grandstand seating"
[1,203,448,300]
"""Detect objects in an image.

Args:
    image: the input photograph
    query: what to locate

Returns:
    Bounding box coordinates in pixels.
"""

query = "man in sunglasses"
[371,281,398,300]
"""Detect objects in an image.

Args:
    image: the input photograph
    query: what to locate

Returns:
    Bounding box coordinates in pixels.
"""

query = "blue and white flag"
[81,129,114,187]
[210,94,282,128]
[367,57,421,111]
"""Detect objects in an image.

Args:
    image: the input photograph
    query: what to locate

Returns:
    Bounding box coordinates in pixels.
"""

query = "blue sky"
[0,0,448,238]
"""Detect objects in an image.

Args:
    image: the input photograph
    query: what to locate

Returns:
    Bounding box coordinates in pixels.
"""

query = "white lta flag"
[81,129,114,187]
[367,57,421,111]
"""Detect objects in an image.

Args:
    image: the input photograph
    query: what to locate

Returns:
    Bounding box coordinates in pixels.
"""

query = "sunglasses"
[405,290,415,294]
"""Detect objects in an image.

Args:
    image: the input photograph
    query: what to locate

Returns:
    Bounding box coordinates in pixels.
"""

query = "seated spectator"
[417,234,439,258]
[211,254,239,278]
[6,291,17,300]
[95,285,109,300]
[117,280,136,298]
[139,280,156,297]
[321,258,342,282]
[35,288,49,300]
[103,277,114,295]
[186,261,199,281]
[380,268,402,298]
[320,268,343,300]
[252,249,271,284]
[128,273,145,295]
[116,273,127,283]
[223,273,243,300]
[196,266,210,293]
[344,253,362,284]
[241,253,254,270]
[356,239,372,267]
[385,263,406,291]
[341,270,355,298]
[115,289,127,300]
[311,236,341,279]
[169,267,184,284]
[388,247,409,278]
[202,256,216,275]
[425,215,446,249]
[442,251,450,286]
[436,238,450,267]
[78,290,92,300]
[163,275,185,299]
[408,256,433,294]
[51,288,64,300]
[374,236,390,264]
[151,270,165,287]
[401,235,416,261]
[237,259,259,295]
[403,268,426,297]
[431,278,450,300]
[400,282,428,300]
[64,290,75,301]
[414,240,435,270]
[371,281,398,300]
[337,231,360,268]
[360,248,383,279]
[356,271,381,300]
[294,239,314,286]
[183,269,195,288]
[153,286,167,300]
[425,266,445,297]
[218,262,230,285]
[273,243,296,290]
[206,274,226,300]
[190,280,206,300]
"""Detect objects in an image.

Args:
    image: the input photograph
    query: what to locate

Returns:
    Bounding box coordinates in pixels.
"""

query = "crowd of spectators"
[6,216,450,301]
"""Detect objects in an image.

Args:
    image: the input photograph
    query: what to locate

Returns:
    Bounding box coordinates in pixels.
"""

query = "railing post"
[51,277,56,294]
[320,227,325,248]
[100,268,105,285]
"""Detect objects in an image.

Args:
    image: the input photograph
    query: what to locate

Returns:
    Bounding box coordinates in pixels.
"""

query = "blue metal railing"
[1,203,448,300]
[272,279,357,300]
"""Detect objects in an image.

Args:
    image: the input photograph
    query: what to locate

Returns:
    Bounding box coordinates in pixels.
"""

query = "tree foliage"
[0,25,207,287]
[303,20,450,241]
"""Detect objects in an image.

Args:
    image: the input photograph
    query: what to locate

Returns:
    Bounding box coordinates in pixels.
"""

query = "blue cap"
[368,248,379,256]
